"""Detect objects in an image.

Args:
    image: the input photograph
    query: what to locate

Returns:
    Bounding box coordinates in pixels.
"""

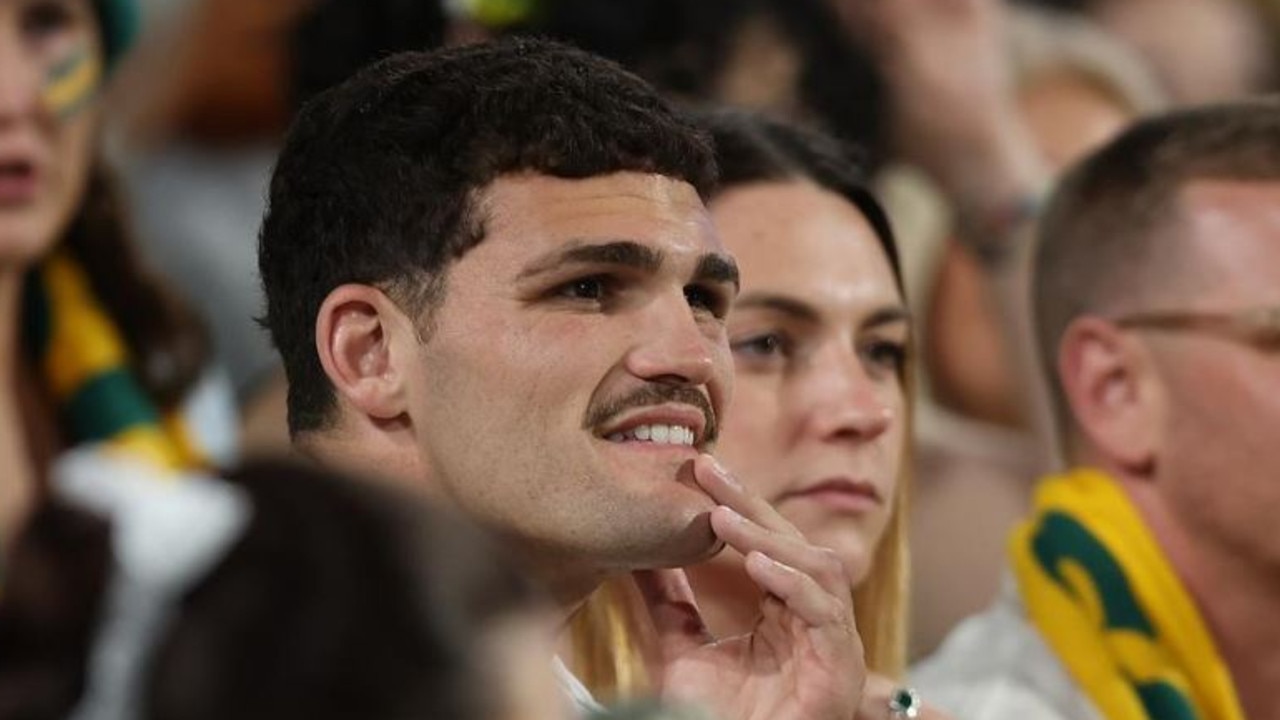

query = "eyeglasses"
[1112,304,1280,350]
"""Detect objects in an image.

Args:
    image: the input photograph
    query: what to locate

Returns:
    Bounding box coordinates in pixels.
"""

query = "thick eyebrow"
[517,240,663,281]
[735,292,912,329]
[694,253,740,291]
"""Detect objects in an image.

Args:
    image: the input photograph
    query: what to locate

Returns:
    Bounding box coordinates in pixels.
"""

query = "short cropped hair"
[259,38,717,435]
[1033,97,1280,438]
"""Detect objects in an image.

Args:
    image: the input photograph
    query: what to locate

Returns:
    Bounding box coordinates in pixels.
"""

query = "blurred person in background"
[569,109,947,720]
[1015,0,1277,104]
[106,0,453,455]
[854,0,1167,655]
[915,98,1280,720]
[509,0,890,169]
[0,457,569,720]
[0,0,236,555]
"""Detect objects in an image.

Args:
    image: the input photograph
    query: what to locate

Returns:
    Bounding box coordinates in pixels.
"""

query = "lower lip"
[786,488,880,513]
[0,174,38,204]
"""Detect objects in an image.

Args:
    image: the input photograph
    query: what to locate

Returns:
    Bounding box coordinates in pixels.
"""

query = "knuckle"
[812,546,848,585]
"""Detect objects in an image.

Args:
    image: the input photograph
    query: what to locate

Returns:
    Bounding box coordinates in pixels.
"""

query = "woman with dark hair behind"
[570,109,946,719]
[0,0,236,554]
[0,459,566,720]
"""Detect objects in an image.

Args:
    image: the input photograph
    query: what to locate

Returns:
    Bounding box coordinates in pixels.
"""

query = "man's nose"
[799,345,894,443]
[624,295,720,386]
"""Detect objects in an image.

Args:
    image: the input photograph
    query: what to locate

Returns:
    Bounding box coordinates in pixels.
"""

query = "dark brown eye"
[556,276,608,301]
[731,333,790,358]
[864,340,907,372]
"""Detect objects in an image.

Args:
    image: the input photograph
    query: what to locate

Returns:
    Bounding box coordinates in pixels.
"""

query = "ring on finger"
[888,687,921,719]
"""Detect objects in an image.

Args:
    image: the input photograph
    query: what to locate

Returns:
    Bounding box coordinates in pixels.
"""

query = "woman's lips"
[0,162,38,205]
[780,478,882,513]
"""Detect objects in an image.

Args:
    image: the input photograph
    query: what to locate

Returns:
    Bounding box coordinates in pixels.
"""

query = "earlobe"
[315,284,410,421]
[1059,318,1157,473]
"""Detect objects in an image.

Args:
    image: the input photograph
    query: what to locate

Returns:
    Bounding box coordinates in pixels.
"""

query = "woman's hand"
[636,454,865,720]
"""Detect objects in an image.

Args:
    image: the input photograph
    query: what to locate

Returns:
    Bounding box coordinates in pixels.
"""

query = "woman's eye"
[732,333,790,358]
[864,340,907,372]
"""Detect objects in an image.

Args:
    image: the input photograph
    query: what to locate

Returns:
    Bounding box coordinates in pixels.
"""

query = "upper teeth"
[607,424,695,446]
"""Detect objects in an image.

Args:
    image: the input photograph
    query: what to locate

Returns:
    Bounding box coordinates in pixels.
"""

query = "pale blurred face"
[1145,180,1280,571]
[0,0,101,268]
[706,180,909,585]
[404,172,737,579]
[1019,71,1134,174]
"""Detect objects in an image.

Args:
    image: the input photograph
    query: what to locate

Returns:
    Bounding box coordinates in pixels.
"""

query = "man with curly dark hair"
[259,37,866,719]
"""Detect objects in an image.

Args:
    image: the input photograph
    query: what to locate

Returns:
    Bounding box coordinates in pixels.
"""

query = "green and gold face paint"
[40,42,102,120]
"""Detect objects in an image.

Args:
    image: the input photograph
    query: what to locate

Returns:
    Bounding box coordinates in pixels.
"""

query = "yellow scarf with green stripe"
[23,250,208,472]
[1011,468,1244,720]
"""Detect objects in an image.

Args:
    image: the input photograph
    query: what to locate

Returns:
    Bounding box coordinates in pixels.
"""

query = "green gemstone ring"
[888,687,921,718]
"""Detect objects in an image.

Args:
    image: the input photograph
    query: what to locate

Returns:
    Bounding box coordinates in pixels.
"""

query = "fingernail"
[719,505,746,523]
[707,456,741,490]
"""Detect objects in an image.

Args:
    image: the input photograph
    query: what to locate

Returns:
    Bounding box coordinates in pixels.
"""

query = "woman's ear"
[1058,316,1161,474]
[314,284,412,422]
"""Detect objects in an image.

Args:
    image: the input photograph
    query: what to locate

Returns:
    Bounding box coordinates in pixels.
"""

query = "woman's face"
[0,0,101,269]
[711,180,909,585]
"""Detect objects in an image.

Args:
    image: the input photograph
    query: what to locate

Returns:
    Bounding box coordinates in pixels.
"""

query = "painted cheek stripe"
[42,46,102,119]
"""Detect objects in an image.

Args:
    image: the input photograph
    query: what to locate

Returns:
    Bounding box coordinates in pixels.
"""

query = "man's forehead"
[1179,179,1280,247]
[477,171,717,249]
[1170,178,1280,300]
[1180,177,1280,214]
[481,169,711,225]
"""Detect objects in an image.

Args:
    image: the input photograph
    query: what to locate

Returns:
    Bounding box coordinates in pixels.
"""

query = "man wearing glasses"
[916,98,1280,720]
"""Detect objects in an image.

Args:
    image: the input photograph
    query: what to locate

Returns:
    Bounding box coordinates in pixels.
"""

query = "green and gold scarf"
[23,249,208,472]
[1011,468,1244,720]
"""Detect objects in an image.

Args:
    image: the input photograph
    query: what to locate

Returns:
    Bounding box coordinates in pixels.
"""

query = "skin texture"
[686,179,908,636]
[406,172,735,587]
[1062,180,1280,720]
[305,171,865,720]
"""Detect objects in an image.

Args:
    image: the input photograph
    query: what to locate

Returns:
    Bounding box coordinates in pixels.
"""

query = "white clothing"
[911,577,1103,720]
[555,656,604,716]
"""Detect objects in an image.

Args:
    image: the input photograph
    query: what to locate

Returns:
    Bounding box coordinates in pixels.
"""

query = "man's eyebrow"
[517,240,663,280]
[694,253,740,291]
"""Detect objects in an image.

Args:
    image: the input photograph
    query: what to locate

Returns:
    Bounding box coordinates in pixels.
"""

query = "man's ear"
[315,284,413,421]
[1058,316,1161,473]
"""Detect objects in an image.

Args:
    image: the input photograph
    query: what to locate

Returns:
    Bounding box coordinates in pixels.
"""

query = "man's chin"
[642,507,723,568]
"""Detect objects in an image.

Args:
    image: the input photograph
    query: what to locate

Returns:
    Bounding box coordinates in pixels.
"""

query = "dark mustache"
[583,384,718,444]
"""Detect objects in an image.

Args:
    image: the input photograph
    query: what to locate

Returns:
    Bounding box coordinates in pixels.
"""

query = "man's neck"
[1122,475,1280,719]
[1168,530,1280,720]
[494,538,608,626]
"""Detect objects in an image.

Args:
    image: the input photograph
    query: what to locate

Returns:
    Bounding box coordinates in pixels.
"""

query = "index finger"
[692,454,804,539]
